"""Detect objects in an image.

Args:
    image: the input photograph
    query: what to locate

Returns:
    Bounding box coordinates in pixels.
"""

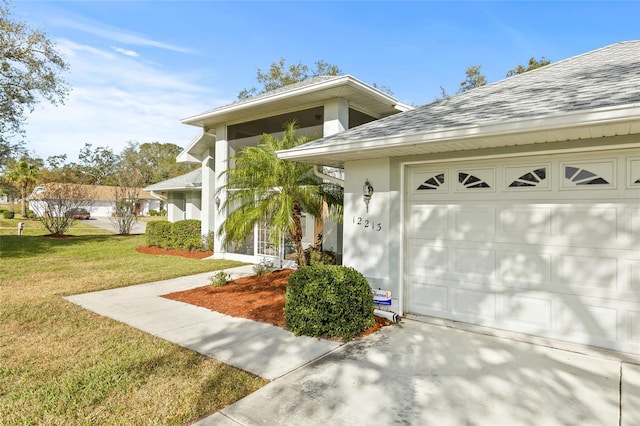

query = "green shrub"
[3,210,15,219]
[284,265,374,339]
[253,259,275,276]
[304,246,336,265]
[148,209,158,216]
[201,231,215,252]
[145,220,175,249]
[158,209,167,216]
[145,219,205,251]
[173,219,202,251]
[209,271,230,287]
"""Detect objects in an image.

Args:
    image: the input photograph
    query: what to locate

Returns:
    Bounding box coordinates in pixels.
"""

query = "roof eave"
[177,132,215,163]
[180,75,408,128]
[277,104,640,166]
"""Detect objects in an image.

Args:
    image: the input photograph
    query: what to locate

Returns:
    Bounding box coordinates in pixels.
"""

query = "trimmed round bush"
[285,265,374,339]
[3,210,15,219]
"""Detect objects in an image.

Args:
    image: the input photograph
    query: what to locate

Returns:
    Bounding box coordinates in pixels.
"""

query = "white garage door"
[405,150,640,354]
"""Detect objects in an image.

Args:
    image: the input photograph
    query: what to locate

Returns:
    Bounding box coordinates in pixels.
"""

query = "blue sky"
[13,1,640,162]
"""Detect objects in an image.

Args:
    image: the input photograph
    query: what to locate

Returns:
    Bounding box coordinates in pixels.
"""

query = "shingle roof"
[143,168,202,191]
[288,41,640,152]
[30,183,154,201]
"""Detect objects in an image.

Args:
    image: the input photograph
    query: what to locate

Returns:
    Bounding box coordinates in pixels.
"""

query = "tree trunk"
[20,183,27,218]
[292,205,306,267]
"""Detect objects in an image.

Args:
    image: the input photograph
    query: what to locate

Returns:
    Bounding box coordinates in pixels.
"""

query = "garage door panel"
[499,252,552,286]
[631,208,640,237]
[555,254,618,290]
[503,294,553,331]
[408,280,449,315]
[557,302,618,341]
[450,247,496,278]
[407,242,447,277]
[452,288,497,321]
[406,151,640,355]
[558,206,618,241]
[407,205,448,238]
[629,260,640,290]
[628,311,640,343]
[451,207,496,240]
[498,206,552,239]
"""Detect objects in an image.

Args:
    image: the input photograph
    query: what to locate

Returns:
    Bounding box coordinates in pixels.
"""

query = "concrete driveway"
[85,216,146,234]
[66,268,640,425]
[203,319,640,426]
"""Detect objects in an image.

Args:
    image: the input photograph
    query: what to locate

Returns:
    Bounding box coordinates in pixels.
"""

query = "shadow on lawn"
[0,234,124,259]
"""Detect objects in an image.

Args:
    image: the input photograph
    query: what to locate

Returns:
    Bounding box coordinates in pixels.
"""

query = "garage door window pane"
[509,167,547,188]
[417,173,445,190]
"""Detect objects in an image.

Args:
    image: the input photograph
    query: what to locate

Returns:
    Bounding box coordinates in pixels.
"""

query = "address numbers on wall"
[352,216,383,232]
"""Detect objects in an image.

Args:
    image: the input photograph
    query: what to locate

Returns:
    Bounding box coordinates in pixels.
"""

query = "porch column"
[200,147,216,235]
[322,99,349,261]
[213,125,228,256]
[323,98,349,136]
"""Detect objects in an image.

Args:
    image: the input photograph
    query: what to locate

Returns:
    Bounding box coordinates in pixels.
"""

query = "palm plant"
[5,159,41,218]
[219,121,342,266]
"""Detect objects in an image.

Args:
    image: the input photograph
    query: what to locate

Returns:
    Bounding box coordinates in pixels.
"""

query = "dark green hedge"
[284,265,374,339]
[173,219,202,251]
[145,219,204,251]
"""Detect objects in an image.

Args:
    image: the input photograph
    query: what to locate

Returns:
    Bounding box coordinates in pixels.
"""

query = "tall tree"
[238,58,342,100]
[506,57,551,77]
[119,141,195,186]
[76,143,119,185]
[4,158,40,217]
[457,65,487,93]
[0,1,69,164]
[219,121,342,266]
[41,154,81,183]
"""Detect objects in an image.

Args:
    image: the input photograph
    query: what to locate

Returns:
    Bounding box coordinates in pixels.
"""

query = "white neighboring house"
[143,168,202,222]
[278,41,640,356]
[29,183,161,217]
[167,75,411,267]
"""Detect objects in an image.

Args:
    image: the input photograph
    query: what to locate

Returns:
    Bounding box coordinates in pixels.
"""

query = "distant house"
[29,183,162,217]
[143,168,201,222]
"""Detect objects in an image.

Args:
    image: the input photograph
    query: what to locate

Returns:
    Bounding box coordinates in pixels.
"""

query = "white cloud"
[21,39,228,162]
[50,16,196,54]
[112,47,140,57]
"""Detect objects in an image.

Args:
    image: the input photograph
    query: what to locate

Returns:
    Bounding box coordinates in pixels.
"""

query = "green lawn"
[0,222,264,425]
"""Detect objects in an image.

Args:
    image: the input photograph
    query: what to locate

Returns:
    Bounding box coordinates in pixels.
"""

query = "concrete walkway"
[66,267,640,425]
[65,265,341,380]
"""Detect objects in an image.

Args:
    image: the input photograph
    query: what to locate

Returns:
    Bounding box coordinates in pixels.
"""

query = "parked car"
[65,208,91,220]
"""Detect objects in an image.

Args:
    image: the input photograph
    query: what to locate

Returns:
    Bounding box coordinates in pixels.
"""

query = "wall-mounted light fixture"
[363,179,374,212]
[215,196,221,209]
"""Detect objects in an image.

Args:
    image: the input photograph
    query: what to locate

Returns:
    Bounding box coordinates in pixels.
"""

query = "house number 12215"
[353,216,382,231]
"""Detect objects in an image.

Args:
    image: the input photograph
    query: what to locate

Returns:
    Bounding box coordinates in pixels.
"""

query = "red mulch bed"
[135,246,213,259]
[162,268,393,338]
